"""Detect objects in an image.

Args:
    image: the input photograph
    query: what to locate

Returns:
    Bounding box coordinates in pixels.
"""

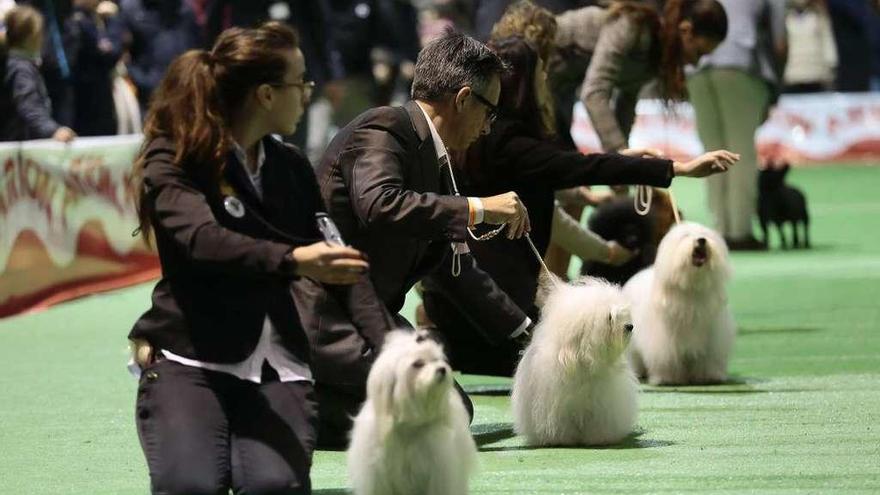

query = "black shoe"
[725,236,767,251]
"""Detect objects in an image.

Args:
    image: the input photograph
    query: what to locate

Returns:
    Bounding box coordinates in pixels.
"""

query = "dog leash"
[442,157,507,277]
[524,233,562,289]
[444,156,559,286]
[634,185,682,225]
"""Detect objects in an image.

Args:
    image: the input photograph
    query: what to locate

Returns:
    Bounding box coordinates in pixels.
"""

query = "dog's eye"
[412,359,425,369]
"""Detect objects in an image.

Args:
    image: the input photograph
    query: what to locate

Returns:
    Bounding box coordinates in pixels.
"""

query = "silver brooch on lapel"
[224,196,245,218]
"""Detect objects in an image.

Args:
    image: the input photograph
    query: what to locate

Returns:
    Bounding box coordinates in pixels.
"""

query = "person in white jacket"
[784,0,838,93]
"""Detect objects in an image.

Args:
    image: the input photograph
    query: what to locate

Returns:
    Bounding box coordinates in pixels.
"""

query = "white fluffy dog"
[512,278,638,446]
[624,221,736,385]
[347,330,476,495]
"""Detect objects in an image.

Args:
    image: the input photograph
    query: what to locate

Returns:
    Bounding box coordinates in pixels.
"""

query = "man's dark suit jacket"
[422,118,673,375]
[129,136,321,364]
[295,101,528,392]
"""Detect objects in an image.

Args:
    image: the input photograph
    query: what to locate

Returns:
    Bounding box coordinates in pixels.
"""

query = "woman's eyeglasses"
[272,80,315,99]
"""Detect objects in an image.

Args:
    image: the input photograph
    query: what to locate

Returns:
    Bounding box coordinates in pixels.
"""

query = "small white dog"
[512,278,638,446]
[624,221,736,385]
[347,330,476,495]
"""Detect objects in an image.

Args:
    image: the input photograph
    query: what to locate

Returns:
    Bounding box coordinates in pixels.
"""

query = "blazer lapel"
[223,151,265,213]
[404,101,442,195]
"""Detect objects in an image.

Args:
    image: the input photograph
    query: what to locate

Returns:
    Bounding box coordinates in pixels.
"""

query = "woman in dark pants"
[128,22,369,495]
[421,37,739,376]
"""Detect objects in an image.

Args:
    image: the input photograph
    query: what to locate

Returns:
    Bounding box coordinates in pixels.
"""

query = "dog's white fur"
[624,222,736,385]
[512,278,637,446]
[347,330,476,495]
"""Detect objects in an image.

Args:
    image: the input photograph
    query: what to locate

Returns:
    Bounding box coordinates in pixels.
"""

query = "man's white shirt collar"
[415,101,449,163]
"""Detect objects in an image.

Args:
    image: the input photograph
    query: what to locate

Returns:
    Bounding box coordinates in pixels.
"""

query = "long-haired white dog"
[512,278,638,446]
[347,330,476,495]
[624,222,736,385]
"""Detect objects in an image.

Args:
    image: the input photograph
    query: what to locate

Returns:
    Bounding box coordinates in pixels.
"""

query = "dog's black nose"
[697,237,707,247]
[436,367,447,377]
[624,324,634,332]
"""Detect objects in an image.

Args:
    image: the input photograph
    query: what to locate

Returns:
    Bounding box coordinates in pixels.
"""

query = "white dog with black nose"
[624,221,736,385]
[512,278,638,446]
[347,330,476,495]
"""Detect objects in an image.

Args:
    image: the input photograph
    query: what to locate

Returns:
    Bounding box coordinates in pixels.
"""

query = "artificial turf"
[1,164,878,494]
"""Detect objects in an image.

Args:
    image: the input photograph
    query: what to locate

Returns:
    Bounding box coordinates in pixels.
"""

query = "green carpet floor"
[1,165,878,494]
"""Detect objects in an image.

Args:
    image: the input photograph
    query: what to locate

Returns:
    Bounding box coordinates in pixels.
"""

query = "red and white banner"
[0,136,158,318]
[572,92,880,164]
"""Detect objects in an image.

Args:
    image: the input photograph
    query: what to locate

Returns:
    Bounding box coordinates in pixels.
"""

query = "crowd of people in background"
[1,0,879,146]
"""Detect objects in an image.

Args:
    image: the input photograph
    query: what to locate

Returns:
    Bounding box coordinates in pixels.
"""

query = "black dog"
[758,164,810,249]
[581,190,678,286]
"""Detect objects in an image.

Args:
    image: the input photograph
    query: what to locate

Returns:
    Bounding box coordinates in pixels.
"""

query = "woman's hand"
[290,242,369,285]
[674,150,741,178]
[556,186,614,208]
[605,241,638,266]
[52,127,76,143]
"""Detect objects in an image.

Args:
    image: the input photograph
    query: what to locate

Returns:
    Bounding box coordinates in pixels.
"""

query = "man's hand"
[674,150,740,178]
[481,191,531,239]
[291,242,369,284]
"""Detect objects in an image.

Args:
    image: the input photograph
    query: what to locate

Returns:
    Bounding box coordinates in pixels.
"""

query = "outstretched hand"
[674,150,741,178]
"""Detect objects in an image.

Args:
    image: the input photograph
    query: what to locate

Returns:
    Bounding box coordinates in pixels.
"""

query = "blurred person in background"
[688,0,787,250]
[784,0,837,93]
[550,0,728,153]
[1,4,75,142]
[128,21,369,494]
[66,0,124,136]
[473,0,600,41]
[827,0,873,92]
[119,0,202,112]
[16,0,76,128]
[869,0,880,91]
[322,0,420,127]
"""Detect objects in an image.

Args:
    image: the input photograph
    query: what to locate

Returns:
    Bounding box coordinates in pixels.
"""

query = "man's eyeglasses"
[471,91,498,124]
[272,80,315,99]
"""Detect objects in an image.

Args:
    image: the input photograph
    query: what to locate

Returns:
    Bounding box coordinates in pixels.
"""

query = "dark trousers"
[421,289,521,377]
[135,360,318,495]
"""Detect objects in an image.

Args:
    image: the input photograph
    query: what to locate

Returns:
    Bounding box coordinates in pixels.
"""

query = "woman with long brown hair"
[549,0,729,151]
[128,21,368,494]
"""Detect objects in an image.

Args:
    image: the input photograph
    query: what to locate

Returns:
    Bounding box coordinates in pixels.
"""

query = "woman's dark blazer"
[128,136,323,364]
